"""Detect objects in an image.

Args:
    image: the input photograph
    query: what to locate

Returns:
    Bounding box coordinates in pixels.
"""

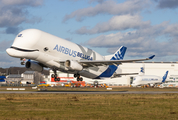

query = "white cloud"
[0,0,43,34]
[0,0,43,6]
[63,0,151,22]
[0,9,26,27]
[163,24,178,37]
[76,14,150,34]
[86,21,178,58]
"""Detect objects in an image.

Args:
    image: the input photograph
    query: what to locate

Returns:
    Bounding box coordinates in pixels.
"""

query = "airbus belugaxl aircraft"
[131,66,168,87]
[6,29,155,81]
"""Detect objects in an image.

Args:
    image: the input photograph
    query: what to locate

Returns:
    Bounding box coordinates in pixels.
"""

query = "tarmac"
[1,91,178,94]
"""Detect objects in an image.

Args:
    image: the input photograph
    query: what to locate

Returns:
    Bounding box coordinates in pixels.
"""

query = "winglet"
[148,55,155,59]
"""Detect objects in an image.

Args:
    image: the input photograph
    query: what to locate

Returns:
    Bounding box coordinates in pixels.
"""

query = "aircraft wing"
[79,55,155,67]
[112,73,138,78]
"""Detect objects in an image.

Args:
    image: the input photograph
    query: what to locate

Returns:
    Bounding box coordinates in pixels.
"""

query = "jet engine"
[65,60,83,71]
[25,61,43,72]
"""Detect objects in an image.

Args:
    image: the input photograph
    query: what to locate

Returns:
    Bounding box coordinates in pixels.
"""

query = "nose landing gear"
[74,73,83,81]
[20,58,26,65]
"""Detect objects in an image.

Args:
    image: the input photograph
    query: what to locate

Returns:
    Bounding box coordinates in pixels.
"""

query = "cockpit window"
[44,47,49,52]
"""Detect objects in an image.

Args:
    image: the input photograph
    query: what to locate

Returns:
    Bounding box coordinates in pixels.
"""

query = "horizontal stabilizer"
[112,72,138,78]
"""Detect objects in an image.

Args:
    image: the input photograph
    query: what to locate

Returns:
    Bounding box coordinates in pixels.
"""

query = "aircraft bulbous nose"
[131,84,136,87]
[6,48,14,56]
[6,48,25,58]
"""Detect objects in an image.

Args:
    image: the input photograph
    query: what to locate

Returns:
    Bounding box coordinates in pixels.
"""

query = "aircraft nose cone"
[131,84,135,87]
[6,48,14,56]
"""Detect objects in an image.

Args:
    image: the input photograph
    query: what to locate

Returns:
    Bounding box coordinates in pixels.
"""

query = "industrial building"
[21,71,44,84]
[120,62,178,86]
[6,74,22,84]
[4,71,45,85]
[45,62,178,86]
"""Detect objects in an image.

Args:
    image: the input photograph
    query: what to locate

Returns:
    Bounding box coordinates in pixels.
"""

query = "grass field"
[0,93,178,120]
[2,86,178,92]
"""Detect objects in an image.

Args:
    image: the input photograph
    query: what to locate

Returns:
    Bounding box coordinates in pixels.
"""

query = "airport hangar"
[47,62,178,86]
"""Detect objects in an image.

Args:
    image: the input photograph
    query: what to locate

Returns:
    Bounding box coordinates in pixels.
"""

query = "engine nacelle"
[65,60,83,71]
[25,61,43,72]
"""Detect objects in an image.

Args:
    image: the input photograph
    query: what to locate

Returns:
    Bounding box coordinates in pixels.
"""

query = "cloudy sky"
[1,0,178,68]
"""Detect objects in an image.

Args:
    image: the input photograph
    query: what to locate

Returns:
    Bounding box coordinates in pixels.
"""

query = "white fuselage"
[6,29,112,79]
[131,75,162,87]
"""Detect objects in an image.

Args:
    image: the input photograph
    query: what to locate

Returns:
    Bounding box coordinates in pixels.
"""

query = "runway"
[1,91,178,94]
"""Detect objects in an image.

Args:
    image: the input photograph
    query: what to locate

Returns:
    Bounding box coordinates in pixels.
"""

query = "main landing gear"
[51,69,60,81]
[74,73,83,81]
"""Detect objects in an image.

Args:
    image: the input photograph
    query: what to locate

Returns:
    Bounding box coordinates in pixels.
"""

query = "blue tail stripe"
[110,46,127,60]
[95,46,127,79]
[162,71,168,82]
[162,71,168,83]
[140,67,144,73]
[97,65,117,78]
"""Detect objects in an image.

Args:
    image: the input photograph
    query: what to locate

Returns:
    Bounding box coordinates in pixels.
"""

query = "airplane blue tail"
[162,71,168,83]
[110,46,127,60]
[140,67,144,73]
[139,64,145,75]
[96,46,127,78]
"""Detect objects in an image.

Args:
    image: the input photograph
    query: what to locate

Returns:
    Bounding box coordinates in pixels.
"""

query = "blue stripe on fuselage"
[95,65,117,79]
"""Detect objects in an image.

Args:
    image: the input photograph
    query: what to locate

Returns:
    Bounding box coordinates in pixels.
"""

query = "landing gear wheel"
[51,74,55,78]
[54,78,60,81]
[74,73,80,78]
[21,62,25,65]
[77,77,80,81]
[51,74,57,78]
[52,69,60,81]
[77,77,83,81]
[80,77,83,81]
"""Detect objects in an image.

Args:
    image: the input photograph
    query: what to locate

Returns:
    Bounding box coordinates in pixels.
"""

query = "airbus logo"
[140,67,144,73]
[53,44,93,60]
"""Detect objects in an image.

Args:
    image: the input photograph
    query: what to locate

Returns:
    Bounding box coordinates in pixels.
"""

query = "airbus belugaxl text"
[6,29,155,81]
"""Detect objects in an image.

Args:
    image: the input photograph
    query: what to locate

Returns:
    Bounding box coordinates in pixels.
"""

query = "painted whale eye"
[44,47,49,52]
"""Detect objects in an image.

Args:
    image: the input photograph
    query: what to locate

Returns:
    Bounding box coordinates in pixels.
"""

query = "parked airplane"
[6,29,155,81]
[131,67,169,87]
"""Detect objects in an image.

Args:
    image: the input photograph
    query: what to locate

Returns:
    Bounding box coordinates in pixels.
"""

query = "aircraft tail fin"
[162,71,168,83]
[110,46,127,60]
[139,64,145,75]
